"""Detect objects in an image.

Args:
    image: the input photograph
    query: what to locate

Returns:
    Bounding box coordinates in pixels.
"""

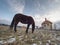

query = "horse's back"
[14,13,33,20]
[14,13,34,24]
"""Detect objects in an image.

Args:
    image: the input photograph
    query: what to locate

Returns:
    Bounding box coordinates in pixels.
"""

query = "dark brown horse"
[10,13,35,33]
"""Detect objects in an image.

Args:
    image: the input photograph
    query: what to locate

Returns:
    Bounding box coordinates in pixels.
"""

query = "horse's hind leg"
[26,24,30,33]
[32,23,35,33]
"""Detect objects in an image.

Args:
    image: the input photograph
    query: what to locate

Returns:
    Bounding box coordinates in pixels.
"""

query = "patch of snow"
[3,41,7,44]
[39,41,42,44]
[0,41,4,44]
[55,44,57,45]
[56,36,60,41]
[18,35,24,38]
[9,36,13,38]
[19,38,23,40]
[46,43,49,45]
[32,43,37,45]
[7,38,16,43]
[47,40,51,43]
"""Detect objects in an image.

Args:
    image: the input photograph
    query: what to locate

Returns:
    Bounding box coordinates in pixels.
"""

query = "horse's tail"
[10,18,14,29]
[32,20,35,33]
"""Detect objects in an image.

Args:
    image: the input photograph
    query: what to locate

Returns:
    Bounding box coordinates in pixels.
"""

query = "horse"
[10,13,35,33]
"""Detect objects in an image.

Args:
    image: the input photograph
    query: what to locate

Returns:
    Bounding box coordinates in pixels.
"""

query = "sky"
[0,0,60,29]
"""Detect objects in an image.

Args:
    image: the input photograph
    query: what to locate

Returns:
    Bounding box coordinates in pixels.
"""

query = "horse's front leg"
[26,24,30,33]
[14,23,17,32]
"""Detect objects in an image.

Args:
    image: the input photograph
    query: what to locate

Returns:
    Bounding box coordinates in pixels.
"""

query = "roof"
[42,18,52,25]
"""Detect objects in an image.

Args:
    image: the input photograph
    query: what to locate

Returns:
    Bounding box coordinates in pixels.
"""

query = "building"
[41,18,52,30]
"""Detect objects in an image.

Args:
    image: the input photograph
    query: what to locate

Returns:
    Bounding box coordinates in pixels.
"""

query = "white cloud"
[32,8,60,27]
[32,14,44,27]
[54,0,60,2]
[48,0,60,3]
[34,0,41,11]
[7,0,25,13]
[43,9,60,22]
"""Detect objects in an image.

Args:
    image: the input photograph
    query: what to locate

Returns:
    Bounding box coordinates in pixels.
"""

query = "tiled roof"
[42,18,52,25]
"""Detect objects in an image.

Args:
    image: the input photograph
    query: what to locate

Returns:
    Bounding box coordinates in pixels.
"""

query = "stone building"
[41,18,52,30]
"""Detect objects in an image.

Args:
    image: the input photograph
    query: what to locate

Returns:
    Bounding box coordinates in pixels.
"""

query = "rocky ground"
[0,26,60,45]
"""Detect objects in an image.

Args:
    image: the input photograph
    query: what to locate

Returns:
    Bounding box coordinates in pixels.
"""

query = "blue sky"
[0,0,60,29]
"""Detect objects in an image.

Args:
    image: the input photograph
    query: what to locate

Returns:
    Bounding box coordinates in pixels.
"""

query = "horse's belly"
[20,20,28,24]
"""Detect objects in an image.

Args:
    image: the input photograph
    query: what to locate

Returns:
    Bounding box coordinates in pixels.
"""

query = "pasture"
[0,25,60,45]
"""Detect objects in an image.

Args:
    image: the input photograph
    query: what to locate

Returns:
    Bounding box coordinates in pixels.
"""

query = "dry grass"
[0,26,60,45]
